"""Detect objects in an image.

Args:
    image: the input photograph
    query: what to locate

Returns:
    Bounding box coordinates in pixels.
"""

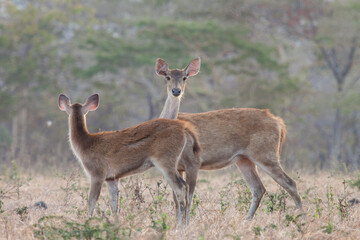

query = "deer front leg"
[88,178,103,217]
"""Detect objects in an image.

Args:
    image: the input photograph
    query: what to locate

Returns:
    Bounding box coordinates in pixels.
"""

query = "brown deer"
[155,58,303,221]
[58,93,201,226]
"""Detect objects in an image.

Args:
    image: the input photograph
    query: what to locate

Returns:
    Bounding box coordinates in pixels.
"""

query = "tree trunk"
[329,108,342,168]
[10,115,18,160]
[348,112,360,170]
[19,108,27,156]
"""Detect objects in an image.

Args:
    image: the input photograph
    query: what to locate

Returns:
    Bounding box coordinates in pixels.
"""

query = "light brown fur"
[59,94,201,226]
[155,58,302,222]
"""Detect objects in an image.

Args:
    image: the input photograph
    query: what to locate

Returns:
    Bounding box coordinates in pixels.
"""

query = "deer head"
[155,57,201,98]
[58,94,99,116]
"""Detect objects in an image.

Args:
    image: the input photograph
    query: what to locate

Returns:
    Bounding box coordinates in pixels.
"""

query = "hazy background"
[1,0,360,173]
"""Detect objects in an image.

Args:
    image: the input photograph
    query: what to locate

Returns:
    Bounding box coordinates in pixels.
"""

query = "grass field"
[0,163,360,240]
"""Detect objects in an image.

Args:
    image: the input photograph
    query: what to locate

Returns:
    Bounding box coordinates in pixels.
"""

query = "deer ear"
[58,94,71,112]
[83,94,99,113]
[184,57,201,77]
[155,58,169,76]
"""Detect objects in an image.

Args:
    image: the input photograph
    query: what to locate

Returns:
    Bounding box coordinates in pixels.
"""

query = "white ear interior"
[185,57,201,76]
[83,94,99,113]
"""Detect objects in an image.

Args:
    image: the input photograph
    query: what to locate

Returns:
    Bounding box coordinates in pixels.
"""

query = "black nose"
[172,88,181,97]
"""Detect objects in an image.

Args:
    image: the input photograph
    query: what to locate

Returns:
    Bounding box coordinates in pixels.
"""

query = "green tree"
[0,0,94,165]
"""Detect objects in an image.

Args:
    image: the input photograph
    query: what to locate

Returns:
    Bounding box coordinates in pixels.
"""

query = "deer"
[58,93,201,226]
[155,58,303,222]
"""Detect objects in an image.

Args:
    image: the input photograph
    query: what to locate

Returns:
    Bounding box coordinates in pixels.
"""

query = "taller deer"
[155,58,302,221]
[58,93,201,226]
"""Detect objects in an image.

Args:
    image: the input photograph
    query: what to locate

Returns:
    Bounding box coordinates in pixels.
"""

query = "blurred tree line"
[0,0,359,172]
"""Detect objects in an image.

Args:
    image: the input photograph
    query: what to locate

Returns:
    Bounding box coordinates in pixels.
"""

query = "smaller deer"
[58,94,201,226]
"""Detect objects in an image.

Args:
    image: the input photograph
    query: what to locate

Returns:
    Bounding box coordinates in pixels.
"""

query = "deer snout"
[172,88,181,97]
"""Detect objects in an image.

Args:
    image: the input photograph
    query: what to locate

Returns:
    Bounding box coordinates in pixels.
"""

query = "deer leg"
[172,171,184,222]
[235,156,266,220]
[175,175,189,227]
[181,136,201,225]
[106,179,119,215]
[88,178,103,217]
[258,159,302,211]
[169,172,188,227]
[152,160,189,227]
[184,167,199,225]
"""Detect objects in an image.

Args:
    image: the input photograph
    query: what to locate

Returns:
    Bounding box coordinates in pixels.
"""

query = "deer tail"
[183,122,202,155]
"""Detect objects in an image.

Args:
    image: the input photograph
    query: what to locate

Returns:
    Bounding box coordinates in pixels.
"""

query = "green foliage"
[284,214,305,232]
[321,222,335,234]
[190,194,201,217]
[149,212,170,232]
[33,216,136,240]
[9,160,23,200]
[0,0,358,174]
[326,186,335,209]
[337,198,349,220]
[234,180,251,213]
[252,223,278,237]
[146,180,171,232]
[0,200,4,214]
[335,92,360,115]
[313,196,323,219]
[217,179,253,215]
[337,179,350,220]
[57,171,82,206]
[263,190,288,214]
[15,206,28,221]
[301,187,313,200]
[79,17,282,80]
[219,184,231,214]
[253,226,262,236]
[225,234,242,240]
[351,173,360,190]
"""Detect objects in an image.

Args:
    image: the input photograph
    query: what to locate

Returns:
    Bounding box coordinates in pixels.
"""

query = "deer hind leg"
[172,171,184,222]
[235,156,266,220]
[88,177,104,217]
[183,150,201,225]
[106,179,119,215]
[184,166,199,225]
[152,159,189,227]
[167,171,189,227]
[173,174,189,227]
[256,154,302,211]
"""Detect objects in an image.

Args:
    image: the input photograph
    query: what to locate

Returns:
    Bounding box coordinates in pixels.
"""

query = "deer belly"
[199,149,243,170]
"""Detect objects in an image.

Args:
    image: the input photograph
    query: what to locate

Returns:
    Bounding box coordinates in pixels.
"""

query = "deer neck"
[159,94,181,119]
[69,113,90,148]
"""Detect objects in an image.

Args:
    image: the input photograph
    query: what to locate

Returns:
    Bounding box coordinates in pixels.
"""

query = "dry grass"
[0,164,360,240]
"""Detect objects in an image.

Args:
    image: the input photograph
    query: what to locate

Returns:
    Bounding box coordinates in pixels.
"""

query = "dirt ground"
[0,166,359,239]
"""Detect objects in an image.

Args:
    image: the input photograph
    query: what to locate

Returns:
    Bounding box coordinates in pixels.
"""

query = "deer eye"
[166,76,170,80]
[183,77,187,81]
